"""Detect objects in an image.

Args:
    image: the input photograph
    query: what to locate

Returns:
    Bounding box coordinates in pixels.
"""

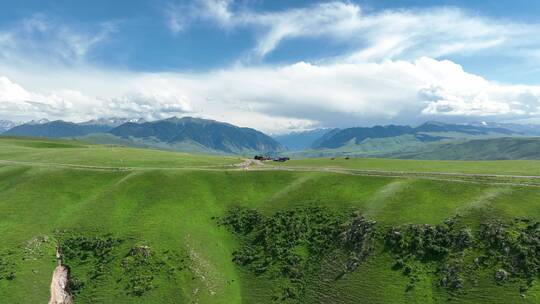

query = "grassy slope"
[395,137,540,160]
[281,157,540,176]
[1,138,540,303]
[0,137,241,168]
[288,135,540,161]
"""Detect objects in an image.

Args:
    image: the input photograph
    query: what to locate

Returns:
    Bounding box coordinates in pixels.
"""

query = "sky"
[1,0,540,133]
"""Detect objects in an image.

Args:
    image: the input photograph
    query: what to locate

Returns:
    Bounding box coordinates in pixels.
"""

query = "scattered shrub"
[0,251,16,281]
[56,232,123,295]
[223,208,540,300]
[340,213,377,271]
[121,245,162,296]
[479,219,540,286]
[222,207,352,301]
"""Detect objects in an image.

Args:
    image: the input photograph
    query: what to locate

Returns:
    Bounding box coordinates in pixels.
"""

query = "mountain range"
[1,117,283,155]
[272,128,338,151]
[4,120,112,138]
[311,121,518,150]
[276,121,540,160]
[2,117,540,159]
[109,117,283,154]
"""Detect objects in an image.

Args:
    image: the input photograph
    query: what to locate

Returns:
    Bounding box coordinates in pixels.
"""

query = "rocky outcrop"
[48,247,73,304]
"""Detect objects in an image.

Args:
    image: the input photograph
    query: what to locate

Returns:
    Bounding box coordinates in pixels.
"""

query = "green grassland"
[0,137,241,168]
[281,157,540,176]
[1,137,540,303]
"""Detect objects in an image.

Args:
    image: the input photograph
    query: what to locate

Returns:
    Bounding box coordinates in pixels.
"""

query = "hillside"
[1,137,540,303]
[392,137,540,160]
[109,117,284,154]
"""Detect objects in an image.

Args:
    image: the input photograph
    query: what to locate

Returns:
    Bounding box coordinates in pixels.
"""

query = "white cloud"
[0,14,117,65]
[165,2,188,34]
[179,1,540,62]
[2,57,540,133]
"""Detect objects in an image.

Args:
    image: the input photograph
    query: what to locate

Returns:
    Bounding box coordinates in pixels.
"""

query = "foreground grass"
[1,137,540,303]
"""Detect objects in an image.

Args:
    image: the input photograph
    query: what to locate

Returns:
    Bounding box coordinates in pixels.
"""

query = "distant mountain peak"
[162,116,227,126]
[0,120,21,133]
[418,121,451,127]
[81,117,146,127]
[110,117,284,154]
[27,118,50,125]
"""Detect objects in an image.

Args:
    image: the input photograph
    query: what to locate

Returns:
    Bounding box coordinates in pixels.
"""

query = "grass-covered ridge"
[0,137,241,168]
[1,137,540,303]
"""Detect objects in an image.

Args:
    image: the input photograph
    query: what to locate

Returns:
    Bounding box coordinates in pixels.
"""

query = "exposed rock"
[49,246,73,304]
[48,265,73,304]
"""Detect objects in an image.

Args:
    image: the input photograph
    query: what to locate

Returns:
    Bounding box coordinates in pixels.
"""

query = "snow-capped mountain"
[26,118,51,125]
[0,120,21,133]
[80,117,147,127]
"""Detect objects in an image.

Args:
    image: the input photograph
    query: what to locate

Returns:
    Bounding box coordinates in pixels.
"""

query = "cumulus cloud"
[0,75,195,123]
[0,76,102,121]
[2,57,540,133]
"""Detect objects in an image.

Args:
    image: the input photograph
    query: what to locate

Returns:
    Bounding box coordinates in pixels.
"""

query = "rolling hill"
[1,137,540,303]
[392,137,540,160]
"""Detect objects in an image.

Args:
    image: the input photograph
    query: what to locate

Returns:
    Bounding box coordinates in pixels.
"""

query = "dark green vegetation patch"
[0,251,16,281]
[120,245,185,296]
[55,231,187,301]
[222,207,540,303]
[220,207,377,302]
[57,232,124,296]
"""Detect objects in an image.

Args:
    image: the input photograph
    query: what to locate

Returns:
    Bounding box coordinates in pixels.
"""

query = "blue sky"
[1,0,540,133]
